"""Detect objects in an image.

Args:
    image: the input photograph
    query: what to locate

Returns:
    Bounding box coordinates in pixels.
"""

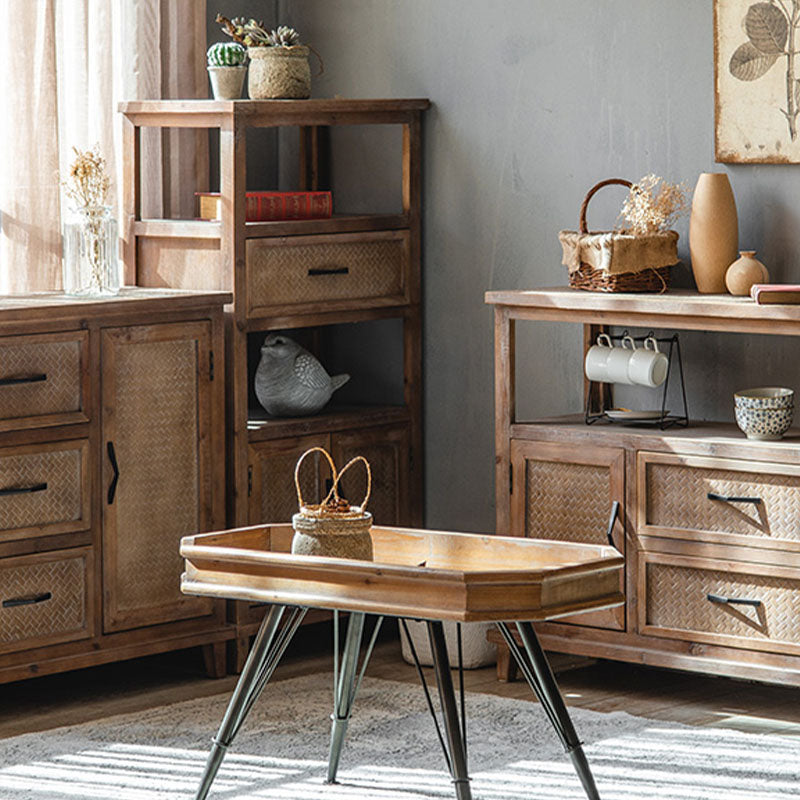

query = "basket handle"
[333,456,372,513]
[578,178,632,234]
[294,446,338,509]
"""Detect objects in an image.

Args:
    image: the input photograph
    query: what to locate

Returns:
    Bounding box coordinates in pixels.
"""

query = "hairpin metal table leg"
[428,620,472,800]
[194,604,304,800]
[501,621,601,800]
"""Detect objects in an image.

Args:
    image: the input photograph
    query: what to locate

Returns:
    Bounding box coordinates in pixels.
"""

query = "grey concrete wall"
[247,0,800,533]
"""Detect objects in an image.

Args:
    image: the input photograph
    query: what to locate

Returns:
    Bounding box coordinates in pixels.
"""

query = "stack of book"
[750,284,800,304]
[195,190,333,221]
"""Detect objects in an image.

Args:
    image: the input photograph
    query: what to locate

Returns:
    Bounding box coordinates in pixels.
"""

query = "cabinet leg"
[202,642,227,679]
[496,642,518,683]
[229,635,251,674]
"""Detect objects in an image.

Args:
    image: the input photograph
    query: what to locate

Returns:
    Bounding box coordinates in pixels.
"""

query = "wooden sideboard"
[486,288,800,686]
[0,289,231,683]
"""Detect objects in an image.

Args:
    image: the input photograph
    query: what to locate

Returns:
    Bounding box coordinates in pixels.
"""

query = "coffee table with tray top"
[180,523,624,800]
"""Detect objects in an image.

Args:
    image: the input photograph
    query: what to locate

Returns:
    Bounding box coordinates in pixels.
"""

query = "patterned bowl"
[734,387,794,440]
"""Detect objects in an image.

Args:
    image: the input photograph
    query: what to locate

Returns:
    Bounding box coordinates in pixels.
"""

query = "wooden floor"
[2,619,800,741]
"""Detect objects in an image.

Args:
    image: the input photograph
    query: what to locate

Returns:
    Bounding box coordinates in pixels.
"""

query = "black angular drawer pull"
[107,441,119,505]
[0,373,47,387]
[2,592,52,608]
[707,492,762,505]
[707,593,762,607]
[308,266,349,276]
[0,482,47,497]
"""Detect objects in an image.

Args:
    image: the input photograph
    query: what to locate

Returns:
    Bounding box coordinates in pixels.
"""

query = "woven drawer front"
[645,561,800,649]
[0,442,87,535]
[0,550,89,653]
[645,460,800,543]
[0,332,85,424]
[247,233,408,314]
[256,446,324,525]
[525,460,610,544]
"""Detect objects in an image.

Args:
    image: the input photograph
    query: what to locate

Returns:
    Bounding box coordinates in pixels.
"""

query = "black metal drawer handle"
[107,441,119,505]
[0,373,47,387]
[606,500,620,549]
[0,482,47,497]
[707,593,762,607]
[2,592,52,609]
[707,492,762,505]
[308,266,349,277]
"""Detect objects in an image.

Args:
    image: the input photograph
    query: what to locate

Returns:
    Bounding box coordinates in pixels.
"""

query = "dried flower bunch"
[617,174,689,236]
[216,14,302,47]
[63,145,111,209]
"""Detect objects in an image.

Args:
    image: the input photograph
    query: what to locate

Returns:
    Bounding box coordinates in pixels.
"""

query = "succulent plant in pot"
[207,41,247,100]
[216,14,312,99]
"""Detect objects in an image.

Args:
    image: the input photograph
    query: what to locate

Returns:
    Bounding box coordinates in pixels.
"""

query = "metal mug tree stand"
[585,330,689,430]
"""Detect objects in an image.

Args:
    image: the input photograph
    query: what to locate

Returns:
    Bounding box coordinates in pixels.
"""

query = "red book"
[195,191,332,221]
[750,284,800,304]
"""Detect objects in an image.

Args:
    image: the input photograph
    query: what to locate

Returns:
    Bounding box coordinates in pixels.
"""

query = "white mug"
[584,333,614,383]
[585,334,636,384]
[627,336,669,387]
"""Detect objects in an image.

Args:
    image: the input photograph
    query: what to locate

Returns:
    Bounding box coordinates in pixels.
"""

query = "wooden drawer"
[0,440,90,541]
[639,451,800,552]
[0,331,89,431]
[246,230,410,317]
[639,551,800,656]
[0,547,92,654]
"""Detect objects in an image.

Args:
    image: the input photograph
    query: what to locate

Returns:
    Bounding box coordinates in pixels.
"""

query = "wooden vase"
[689,173,738,294]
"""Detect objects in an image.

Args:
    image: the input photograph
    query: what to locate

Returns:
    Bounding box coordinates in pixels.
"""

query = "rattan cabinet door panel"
[101,323,215,633]
[0,440,90,542]
[330,424,411,528]
[248,435,331,525]
[510,440,625,630]
[639,452,800,551]
[0,330,89,432]
[246,231,410,318]
[0,547,92,655]
[640,551,800,656]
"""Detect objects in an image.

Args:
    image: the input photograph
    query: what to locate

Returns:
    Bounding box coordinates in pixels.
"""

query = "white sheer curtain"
[0,0,208,293]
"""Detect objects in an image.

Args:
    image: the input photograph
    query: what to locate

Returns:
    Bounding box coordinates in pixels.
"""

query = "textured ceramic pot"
[208,66,247,100]
[725,250,769,296]
[248,46,310,99]
[689,173,738,294]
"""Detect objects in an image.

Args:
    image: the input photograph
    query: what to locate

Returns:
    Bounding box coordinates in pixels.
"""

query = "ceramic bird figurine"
[254,334,350,416]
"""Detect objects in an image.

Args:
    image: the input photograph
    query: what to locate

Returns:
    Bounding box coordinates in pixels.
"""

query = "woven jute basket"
[291,447,373,560]
[248,45,311,99]
[558,178,679,293]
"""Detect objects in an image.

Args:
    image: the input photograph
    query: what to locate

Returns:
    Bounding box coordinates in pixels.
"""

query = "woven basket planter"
[291,447,373,560]
[248,45,311,99]
[559,178,679,293]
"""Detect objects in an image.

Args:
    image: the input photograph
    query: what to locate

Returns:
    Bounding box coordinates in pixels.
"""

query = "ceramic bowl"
[734,387,794,440]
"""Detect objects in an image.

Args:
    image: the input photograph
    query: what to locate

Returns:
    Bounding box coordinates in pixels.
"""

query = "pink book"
[750,284,800,304]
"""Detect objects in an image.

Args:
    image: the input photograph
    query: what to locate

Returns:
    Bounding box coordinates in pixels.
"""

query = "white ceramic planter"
[208,66,247,100]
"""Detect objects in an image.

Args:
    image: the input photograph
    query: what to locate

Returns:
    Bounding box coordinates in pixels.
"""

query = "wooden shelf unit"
[120,99,430,661]
[0,289,231,684]
[487,288,800,686]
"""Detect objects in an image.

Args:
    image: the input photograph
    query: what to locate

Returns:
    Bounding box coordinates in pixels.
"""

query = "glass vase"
[62,205,121,296]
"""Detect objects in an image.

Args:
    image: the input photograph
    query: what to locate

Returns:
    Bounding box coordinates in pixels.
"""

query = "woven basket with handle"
[291,446,373,560]
[558,178,679,293]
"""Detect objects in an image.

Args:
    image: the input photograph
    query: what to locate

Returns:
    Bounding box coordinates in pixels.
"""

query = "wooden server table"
[180,523,623,800]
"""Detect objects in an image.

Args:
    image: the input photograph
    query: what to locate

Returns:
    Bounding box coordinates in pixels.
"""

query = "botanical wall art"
[715,0,800,162]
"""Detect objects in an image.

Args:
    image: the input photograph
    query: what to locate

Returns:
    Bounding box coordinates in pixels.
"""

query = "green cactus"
[207,41,247,67]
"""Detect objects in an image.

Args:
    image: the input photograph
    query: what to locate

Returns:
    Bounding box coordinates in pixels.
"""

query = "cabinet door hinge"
[247,466,253,498]
[509,463,514,495]
[209,351,215,382]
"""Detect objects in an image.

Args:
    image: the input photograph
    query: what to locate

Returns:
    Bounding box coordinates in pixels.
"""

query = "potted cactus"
[207,41,247,100]
[216,14,311,99]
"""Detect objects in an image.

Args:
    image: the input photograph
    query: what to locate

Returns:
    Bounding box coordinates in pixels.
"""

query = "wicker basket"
[291,447,373,560]
[559,178,679,293]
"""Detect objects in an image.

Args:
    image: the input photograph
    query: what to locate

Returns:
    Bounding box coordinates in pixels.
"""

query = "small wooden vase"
[725,251,769,296]
[689,173,738,294]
